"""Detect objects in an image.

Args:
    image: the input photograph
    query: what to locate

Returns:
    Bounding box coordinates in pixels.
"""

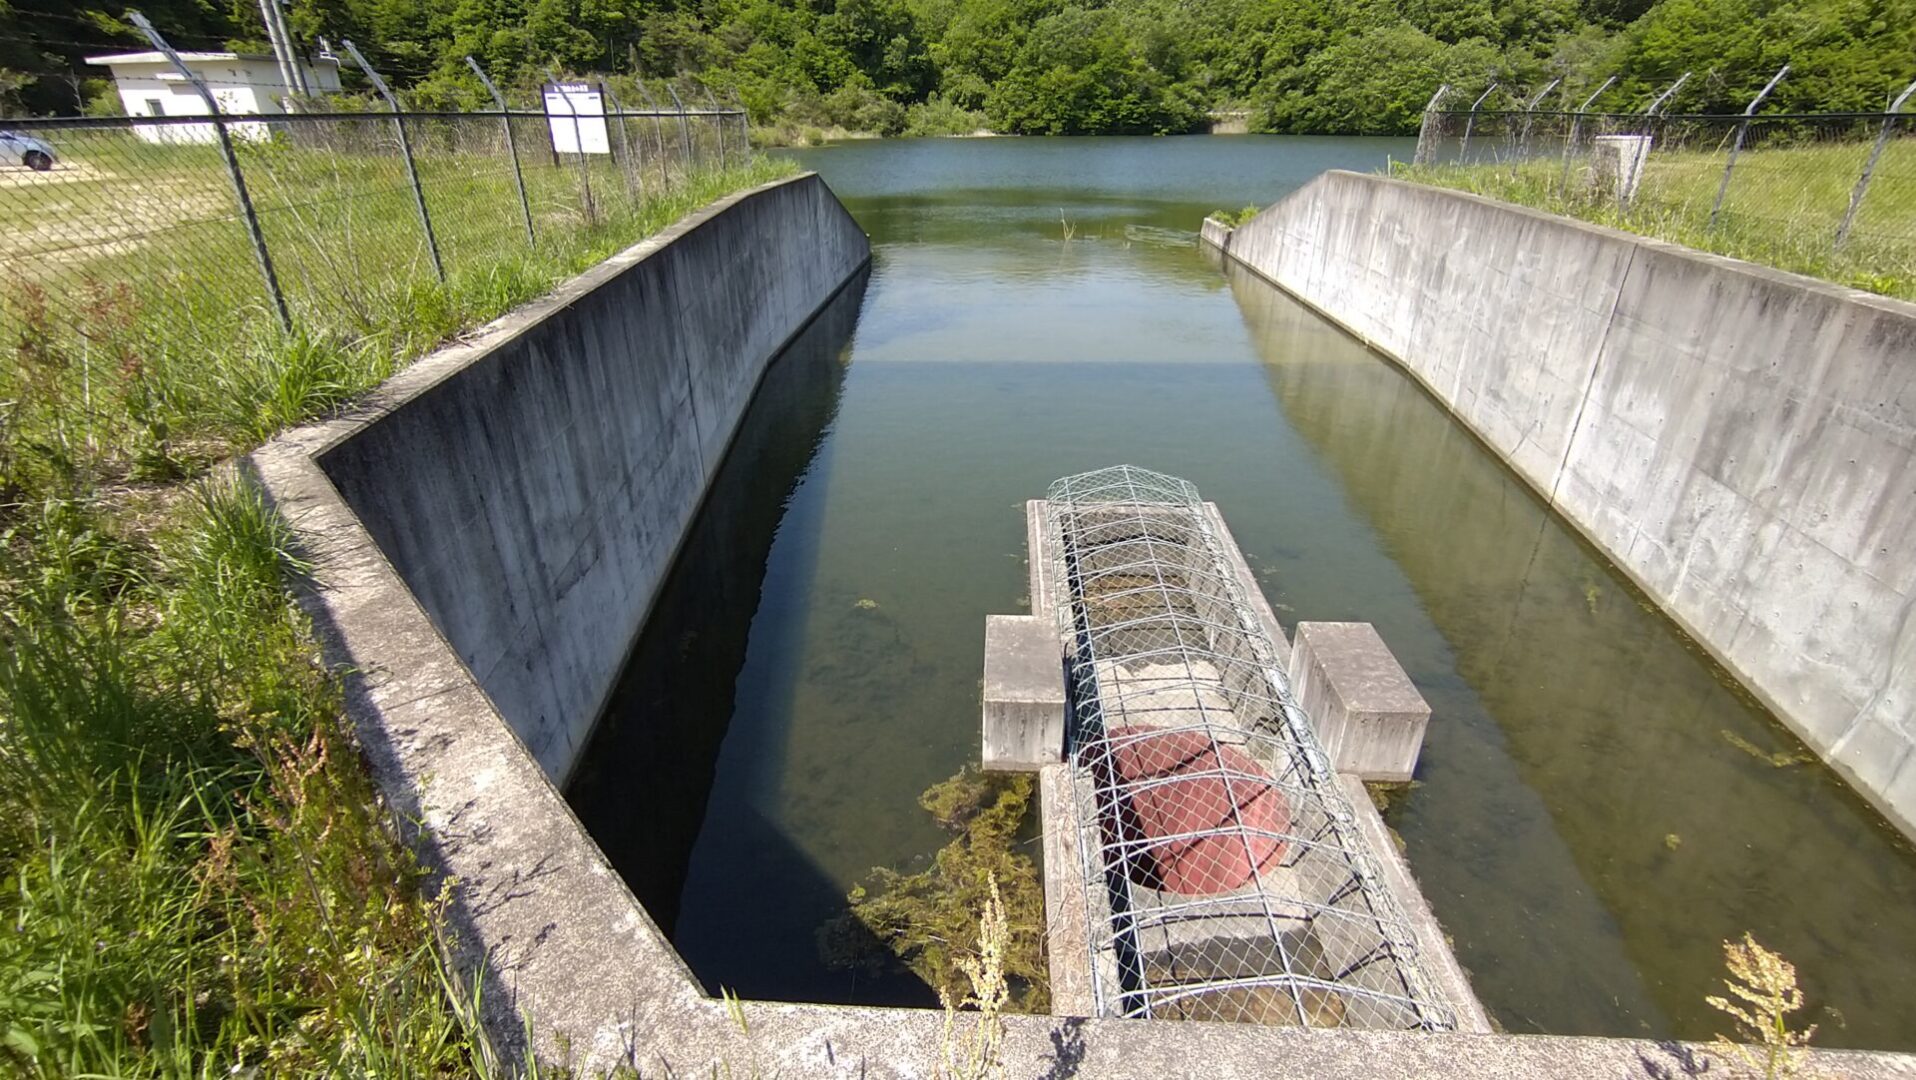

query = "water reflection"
[568,271,869,941]
[571,136,1916,1048]
[1223,256,1916,1045]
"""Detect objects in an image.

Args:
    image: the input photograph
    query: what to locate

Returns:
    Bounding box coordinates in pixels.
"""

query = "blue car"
[0,130,56,171]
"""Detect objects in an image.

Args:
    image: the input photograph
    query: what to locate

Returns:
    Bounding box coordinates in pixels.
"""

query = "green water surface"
[568,136,1916,1047]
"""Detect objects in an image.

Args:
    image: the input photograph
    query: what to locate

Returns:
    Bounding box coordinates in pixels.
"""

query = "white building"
[84,50,342,143]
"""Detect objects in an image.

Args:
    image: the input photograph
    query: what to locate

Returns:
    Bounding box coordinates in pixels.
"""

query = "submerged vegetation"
[0,156,794,1073]
[821,767,1049,1012]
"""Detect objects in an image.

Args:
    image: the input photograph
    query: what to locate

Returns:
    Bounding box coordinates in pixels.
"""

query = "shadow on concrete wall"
[564,270,938,1009]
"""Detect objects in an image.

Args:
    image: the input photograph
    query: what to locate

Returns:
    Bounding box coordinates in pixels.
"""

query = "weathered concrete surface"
[1039,762,1098,1017]
[1290,621,1431,782]
[982,614,1067,769]
[243,174,1916,1078]
[1200,214,1235,253]
[1211,170,1916,841]
[314,172,870,784]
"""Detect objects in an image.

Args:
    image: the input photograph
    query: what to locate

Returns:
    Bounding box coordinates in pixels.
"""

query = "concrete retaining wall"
[244,172,1916,1076]
[314,172,869,782]
[1210,170,1916,839]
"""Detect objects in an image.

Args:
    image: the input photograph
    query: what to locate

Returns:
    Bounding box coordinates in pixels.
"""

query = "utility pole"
[257,0,299,104]
[274,0,311,96]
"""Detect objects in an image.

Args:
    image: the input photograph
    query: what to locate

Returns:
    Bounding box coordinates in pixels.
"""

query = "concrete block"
[1288,622,1429,782]
[982,614,1065,770]
[1038,764,1096,1017]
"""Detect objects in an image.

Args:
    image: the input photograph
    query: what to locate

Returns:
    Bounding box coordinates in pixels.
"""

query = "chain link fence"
[0,85,754,481]
[1,95,748,342]
[1410,102,1914,297]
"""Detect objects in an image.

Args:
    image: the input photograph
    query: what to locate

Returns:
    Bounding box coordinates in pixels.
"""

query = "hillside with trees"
[2,0,1912,135]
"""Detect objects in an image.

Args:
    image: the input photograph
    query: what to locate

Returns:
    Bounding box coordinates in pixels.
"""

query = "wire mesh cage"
[1045,465,1455,1030]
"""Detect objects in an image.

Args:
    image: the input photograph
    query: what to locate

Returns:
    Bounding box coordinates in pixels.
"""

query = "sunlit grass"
[0,141,797,1075]
[1399,136,1915,301]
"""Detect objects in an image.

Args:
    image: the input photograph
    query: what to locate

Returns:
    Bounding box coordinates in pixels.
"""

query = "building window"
[144,96,165,116]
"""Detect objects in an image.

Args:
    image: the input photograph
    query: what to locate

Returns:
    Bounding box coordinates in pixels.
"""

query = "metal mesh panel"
[1047,465,1455,1030]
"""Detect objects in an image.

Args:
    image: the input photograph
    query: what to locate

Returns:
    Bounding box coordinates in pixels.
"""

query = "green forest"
[3,0,1914,136]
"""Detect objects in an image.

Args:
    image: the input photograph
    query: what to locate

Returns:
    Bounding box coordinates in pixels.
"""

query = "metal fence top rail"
[1432,108,1907,123]
[0,107,745,131]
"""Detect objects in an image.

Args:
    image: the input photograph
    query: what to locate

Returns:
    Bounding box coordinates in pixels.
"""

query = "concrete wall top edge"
[1313,169,1916,322]
[299,171,844,468]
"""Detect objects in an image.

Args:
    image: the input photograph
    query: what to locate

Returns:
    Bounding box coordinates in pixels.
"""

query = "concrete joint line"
[1543,240,1638,510]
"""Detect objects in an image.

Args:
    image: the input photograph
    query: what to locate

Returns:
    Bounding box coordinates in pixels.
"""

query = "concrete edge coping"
[1314,170,1916,321]
[242,175,1916,1077]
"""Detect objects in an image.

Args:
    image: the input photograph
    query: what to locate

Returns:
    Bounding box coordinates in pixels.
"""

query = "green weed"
[820,767,1049,1013]
[1399,140,1914,302]
[0,150,797,1076]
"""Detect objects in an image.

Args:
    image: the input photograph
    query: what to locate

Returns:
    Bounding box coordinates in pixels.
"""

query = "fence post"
[466,56,536,247]
[1519,78,1561,158]
[545,70,598,226]
[729,89,751,157]
[602,85,643,199]
[1643,71,1691,117]
[1624,72,1691,210]
[703,84,727,170]
[1458,82,1498,164]
[1412,84,1450,167]
[130,13,292,332]
[345,41,444,282]
[1836,77,1916,251]
[1708,64,1789,231]
[635,81,672,185]
[1561,75,1617,193]
[667,82,696,170]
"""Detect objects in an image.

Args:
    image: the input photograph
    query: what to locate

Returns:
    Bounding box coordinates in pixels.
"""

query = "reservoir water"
[567,136,1916,1048]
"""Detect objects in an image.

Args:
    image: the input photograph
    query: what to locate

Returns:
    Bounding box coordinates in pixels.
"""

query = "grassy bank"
[1396,140,1916,302]
[0,154,796,1076]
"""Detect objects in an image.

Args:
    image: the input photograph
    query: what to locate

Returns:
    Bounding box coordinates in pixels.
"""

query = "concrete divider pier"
[1289,621,1431,782]
[982,614,1067,770]
[991,482,1486,1032]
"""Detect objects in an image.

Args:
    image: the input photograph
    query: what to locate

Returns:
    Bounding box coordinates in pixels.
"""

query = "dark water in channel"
[567,136,1916,1047]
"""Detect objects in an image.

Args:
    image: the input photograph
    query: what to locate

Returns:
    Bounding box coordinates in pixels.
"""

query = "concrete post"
[981,614,1066,770]
[1287,622,1429,782]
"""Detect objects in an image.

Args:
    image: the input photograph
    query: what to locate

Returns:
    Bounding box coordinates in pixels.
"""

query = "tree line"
[3,0,1912,135]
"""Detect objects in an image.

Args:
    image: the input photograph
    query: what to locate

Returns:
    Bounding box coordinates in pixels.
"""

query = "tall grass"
[0,482,478,1076]
[1397,137,1915,301]
[0,151,798,1075]
[2,154,797,495]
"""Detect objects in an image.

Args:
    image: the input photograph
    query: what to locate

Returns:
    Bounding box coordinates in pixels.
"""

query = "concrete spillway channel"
[984,464,1488,1031]
[252,173,1916,1075]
